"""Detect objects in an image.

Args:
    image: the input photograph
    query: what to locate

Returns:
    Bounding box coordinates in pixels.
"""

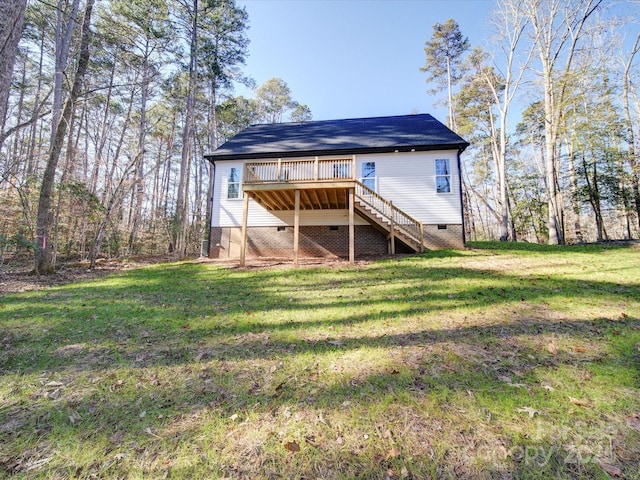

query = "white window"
[362,161,376,191]
[435,159,451,194]
[227,167,240,199]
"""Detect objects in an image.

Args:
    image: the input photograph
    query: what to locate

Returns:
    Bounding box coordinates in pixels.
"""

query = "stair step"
[355,194,422,253]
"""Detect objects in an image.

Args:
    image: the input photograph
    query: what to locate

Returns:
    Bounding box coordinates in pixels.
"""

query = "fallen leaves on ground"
[235,332,270,346]
[386,446,401,459]
[568,396,589,407]
[599,461,624,478]
[516,407,540,418]
[626,414,640,433]
[283,440,300,453]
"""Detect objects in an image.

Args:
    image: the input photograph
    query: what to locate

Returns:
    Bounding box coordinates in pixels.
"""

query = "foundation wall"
[209,224,464,259]
[423,224,465,250]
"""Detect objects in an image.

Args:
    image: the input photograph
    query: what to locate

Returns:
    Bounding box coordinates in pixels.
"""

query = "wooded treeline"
[0,0,310,271]
[0,0,638,271]
[424,0,640,244]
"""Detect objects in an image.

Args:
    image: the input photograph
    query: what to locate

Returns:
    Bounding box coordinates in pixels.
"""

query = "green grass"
[1,241,639,479]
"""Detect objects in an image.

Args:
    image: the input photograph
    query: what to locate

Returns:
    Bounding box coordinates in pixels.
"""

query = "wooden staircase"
[353,181,424,254]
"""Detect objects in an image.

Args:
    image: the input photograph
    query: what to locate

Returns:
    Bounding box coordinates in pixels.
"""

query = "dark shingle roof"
[206,114,468,161]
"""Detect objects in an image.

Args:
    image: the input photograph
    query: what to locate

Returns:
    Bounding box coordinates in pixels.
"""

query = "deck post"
[419,221,425,253]
[389,200,396,255]
[240,192,249,267]
[314,157,319,180]
[277,158,282,182]
[349,187,355,264]
[351,155,356,179]
[294,189,300,265]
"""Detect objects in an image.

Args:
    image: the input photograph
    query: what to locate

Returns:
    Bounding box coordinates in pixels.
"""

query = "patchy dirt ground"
[4,240,636,294]
[0,255,380,294]
[0,257,171,294]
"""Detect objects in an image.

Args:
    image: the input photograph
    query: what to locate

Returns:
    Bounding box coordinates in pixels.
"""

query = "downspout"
[457,147,466,247]
[206,159,216,257]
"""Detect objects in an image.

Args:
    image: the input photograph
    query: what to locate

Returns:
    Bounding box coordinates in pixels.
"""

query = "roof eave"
[205,142,470,162]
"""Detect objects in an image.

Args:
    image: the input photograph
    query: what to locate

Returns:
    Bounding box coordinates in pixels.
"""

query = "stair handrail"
[354,181,424,250]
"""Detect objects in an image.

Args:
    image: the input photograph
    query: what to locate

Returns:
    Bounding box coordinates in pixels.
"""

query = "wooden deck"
[239,157,425,265]
[243,157,356,210]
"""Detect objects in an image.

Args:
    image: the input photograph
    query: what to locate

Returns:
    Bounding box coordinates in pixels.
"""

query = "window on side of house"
[227,167,240,199]
[362,161,376,191]
[435,159,451,194]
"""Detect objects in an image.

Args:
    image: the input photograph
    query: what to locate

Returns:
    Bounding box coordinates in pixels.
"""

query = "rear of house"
[205,114,469,262]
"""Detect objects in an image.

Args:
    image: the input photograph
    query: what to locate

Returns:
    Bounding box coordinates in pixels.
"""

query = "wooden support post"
[389,200,396,255]
[314,156,319,180]
[351,155,356,179]
[294,190,300,265]
[419,222,425,253]
[277,158,282,182]
[349,188,355,264]
[240,192,249,267]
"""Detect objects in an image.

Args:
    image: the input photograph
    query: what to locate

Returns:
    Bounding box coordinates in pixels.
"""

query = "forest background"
[1,0,639,272]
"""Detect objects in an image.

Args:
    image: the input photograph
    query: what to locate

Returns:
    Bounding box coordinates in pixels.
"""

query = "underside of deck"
[243,181,355,211]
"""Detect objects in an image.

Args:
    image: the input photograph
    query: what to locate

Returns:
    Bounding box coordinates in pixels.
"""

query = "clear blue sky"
[235,0,494,124]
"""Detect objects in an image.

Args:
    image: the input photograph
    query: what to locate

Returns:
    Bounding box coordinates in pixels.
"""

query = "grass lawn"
[1,241,639,479]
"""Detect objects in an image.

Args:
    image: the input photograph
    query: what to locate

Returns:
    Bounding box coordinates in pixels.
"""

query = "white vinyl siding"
[212,151,462,228]
[359,152,461,224]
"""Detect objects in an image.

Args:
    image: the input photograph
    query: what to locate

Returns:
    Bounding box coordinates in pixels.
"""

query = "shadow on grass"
[1,252,639,478]
[2,312,637,477]
[2,259,637,370]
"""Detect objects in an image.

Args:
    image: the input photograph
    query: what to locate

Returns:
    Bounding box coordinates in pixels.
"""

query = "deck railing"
[244,157,355,184]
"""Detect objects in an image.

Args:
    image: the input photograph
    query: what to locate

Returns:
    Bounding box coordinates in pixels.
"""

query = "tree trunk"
[91,54,117,196]
[204,81,219,256]
[27,23,47,177]
[89,157,137,269]
[541,62,564,245]
[175,0,198,258]
[34,0,94,274]
[0,0,28,146]
[51,108,78,269]
[583,156,606,242]
[498,116,509,241]
[128,39,151,253]
[566,133,584,243]
[526,0,602,245]
[446,55,455,130]
[50,0,81,146]
[623,34,640,234]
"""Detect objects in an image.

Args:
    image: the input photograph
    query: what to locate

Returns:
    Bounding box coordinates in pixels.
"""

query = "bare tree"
[35,0,95,273]
[0,0,28,146]
[487,0,534,240]
[622,33,640,232]
[524,0,603,244]
[50,0,81,145]
[174,0,199,258]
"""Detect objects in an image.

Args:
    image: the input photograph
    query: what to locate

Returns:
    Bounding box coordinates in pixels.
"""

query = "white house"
[204,114,469,265]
